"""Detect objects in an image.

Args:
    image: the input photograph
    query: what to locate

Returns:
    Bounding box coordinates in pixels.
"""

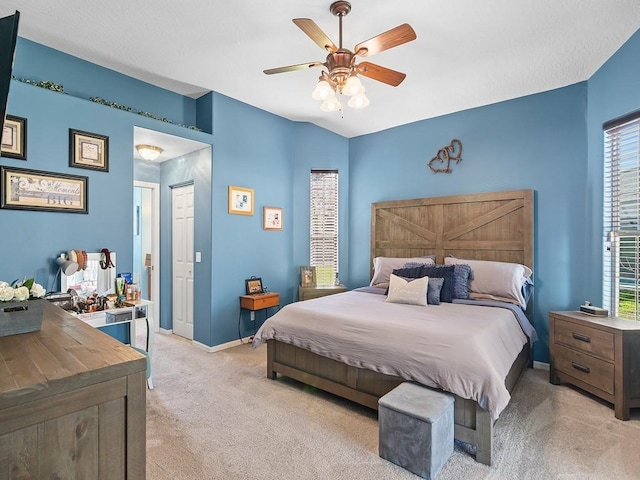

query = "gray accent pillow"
[427,277,445,305]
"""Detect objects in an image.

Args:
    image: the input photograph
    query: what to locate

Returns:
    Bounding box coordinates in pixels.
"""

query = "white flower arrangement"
[0,278,46,303]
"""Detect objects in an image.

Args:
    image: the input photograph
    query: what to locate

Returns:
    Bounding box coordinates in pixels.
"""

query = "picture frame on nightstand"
[300,266,316,287]
[245,277,264,295]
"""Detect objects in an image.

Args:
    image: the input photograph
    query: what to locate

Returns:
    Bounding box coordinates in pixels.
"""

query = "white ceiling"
[2,1,640,139]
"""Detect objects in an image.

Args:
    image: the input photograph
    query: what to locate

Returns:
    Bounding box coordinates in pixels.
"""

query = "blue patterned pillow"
[391,265,426,279]
[451,264,472,300]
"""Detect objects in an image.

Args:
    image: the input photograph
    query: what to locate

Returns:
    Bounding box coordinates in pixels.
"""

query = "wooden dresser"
[0,301,146,478]
[549,310,640,420]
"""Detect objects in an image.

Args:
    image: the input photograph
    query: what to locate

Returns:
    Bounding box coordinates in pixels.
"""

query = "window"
[603,113,640,320]
[310,170,339,285]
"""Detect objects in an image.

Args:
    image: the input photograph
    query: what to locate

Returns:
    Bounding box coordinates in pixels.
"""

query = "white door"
[172,184,194,339]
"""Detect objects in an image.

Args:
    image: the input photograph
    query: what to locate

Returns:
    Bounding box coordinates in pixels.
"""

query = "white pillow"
[370,256,435,287]
[444,257,532,308]
[385,274,429,306]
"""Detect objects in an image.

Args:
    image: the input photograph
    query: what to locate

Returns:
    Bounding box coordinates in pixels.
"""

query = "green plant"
[12,76,64,92]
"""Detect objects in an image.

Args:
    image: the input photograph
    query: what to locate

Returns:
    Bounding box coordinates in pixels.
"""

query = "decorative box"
[0,299,45,337]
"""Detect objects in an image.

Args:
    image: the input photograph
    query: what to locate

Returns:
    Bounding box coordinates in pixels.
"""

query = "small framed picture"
[69,128,109,172]
[228,185,254,215]
[245,277,264,295]
[300,266,316,288]
[263,206,283,230]
[1,115,27,160]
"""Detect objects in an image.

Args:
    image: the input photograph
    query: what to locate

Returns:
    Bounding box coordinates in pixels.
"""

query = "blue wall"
[12,38,200,131]
[585,29,640,305]
[292,123,350,283]
[208,92,295,343]
[349,85,589,362]
[4,28,640,361]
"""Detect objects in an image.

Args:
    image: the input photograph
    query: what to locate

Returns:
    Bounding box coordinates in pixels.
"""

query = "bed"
[254,189,535,465]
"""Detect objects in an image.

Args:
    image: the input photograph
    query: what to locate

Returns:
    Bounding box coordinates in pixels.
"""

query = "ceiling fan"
[263,1,417,111]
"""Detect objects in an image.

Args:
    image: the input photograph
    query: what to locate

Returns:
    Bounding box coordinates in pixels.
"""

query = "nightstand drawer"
[553,318,614,361]
[240,293,279,310]
[553,344,614,395]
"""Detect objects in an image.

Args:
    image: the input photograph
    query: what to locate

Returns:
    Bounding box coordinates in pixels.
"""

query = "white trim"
[159,328,173,335]
[193,337,253,353]
[134,180,161,333]
[533,361,550,371]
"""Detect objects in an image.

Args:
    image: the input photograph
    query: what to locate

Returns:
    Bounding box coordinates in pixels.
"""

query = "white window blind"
[310,170,338,284]
[604,114,640,320]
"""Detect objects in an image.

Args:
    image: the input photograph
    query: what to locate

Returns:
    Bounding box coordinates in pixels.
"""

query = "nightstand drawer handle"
[571,362,590,374]
[572,332,591,343]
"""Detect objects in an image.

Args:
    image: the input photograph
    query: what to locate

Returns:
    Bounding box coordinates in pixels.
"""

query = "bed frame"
[266,189,534,465]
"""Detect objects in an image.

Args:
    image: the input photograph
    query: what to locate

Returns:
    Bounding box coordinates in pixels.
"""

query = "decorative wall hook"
[428,139,463,173]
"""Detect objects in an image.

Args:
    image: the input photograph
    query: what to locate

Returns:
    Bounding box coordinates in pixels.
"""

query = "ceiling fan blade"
[293,18,338,52]
[354,23,416,57]
[356,62,406,87]
[264,62,323,75]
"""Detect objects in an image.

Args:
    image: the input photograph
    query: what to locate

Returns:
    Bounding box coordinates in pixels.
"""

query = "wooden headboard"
[371,190,534,272]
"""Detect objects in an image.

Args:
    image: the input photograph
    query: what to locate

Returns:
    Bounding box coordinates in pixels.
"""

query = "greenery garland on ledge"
[13,76,64,93]
[89,97,201,131]
[12,76,201,131]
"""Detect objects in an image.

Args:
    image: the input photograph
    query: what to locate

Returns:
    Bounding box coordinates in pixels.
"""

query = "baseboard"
[159,328,173,335]
[533,361,550,371]
[193,337,253,353]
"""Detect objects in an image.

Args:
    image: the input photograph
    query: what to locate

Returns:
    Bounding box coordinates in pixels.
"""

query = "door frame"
[134,180,160,332]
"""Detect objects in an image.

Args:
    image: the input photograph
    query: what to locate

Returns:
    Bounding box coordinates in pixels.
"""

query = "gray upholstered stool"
[379,383,454,480]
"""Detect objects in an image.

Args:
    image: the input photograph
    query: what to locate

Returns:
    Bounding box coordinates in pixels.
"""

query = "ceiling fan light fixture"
[136,144,163,161]
[343,75,364,96]
[312,79,335,100]
[264,2,416,115]
[320,95,342,112]
[348,93,370,109]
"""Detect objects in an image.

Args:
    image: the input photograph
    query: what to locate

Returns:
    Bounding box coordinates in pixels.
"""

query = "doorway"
[133,126,211,342]
[133,181,160,332]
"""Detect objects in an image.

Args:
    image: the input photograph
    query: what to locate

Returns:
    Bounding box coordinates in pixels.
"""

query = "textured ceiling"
[2,0,640,138]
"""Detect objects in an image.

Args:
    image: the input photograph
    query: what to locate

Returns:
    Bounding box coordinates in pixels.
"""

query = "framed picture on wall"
[0,165,88,214]
[263,206,283,230]
[1,115,27,160]
[228,185,254,215]
[69,128,109,172]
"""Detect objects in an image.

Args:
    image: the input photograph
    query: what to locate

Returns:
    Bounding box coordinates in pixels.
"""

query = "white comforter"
[253,290,528,420]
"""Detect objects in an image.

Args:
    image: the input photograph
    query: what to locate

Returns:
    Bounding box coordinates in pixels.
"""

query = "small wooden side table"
[239,292,280,339]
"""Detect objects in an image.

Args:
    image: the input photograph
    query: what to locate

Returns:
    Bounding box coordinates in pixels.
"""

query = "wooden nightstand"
[298,285,347,301]
[549,310,640,420]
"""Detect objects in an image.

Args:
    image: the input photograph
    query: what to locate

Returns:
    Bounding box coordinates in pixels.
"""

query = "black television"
[0,11,19,123]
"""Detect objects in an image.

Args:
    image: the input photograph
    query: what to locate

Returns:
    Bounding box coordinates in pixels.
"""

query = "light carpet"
[145,332,640,480]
